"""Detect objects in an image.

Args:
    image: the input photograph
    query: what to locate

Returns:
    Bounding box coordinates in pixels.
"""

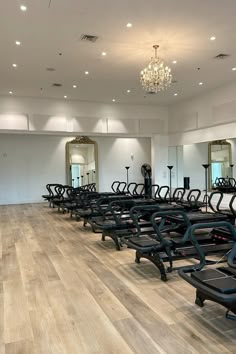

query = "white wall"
[182,143,208,190]
[168,81,236,146]
[0,95,168,136]
[96,137,151,191]
[168,143,208,190]
[168,146,183,188]
[0,134,67,205]
[168,81,236,189]
[227,138,236,177]
[151,135,169,187]
[0,134,151,204]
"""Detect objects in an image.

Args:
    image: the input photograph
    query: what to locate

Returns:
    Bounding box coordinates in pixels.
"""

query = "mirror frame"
[208,139,232,189]
[65,136,98,189]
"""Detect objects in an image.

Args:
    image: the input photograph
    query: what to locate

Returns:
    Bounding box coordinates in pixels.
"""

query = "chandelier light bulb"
[140,45,172,93]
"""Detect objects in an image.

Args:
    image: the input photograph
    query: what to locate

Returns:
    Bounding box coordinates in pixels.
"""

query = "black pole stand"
[77,176,80,187]
[125,166,130,186]
[81,175,84,186]
[87,172,90,184]
[167,166,173,200]
[72,179,75,188]
[202,164,210,212]
[93,170,96,183]
[230,164,234,177]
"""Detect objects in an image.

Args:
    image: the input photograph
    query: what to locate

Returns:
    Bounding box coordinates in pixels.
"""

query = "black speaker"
[183,177,190,189]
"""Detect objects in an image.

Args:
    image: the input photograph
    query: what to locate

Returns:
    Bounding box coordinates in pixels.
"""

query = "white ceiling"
[1,0,236,105]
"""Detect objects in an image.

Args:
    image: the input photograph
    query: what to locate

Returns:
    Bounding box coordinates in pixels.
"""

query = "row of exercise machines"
[213,177,236,193]
[42,181,236,321]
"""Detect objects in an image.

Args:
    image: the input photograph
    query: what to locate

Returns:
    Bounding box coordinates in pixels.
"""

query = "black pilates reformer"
[179,221,236,320]
[122,210,235,281]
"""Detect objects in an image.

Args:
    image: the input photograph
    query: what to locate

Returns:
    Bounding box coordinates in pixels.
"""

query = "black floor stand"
[167,166,173,200]
[230,164,234,178]
[202,164,210,212]
[125,166,130,186]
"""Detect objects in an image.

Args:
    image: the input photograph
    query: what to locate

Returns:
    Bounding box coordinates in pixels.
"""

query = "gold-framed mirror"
[66,136,98,189]
[208,140,232,189]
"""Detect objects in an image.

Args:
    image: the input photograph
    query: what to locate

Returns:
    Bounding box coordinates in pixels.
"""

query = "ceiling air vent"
[52,83,62,87]
[214,53,230,60]
[80,34,98,42]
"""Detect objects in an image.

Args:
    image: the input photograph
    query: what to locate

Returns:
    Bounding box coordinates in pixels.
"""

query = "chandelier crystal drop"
[140,45,172,93]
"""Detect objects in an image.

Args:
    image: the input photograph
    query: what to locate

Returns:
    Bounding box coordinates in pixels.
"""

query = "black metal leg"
[111,234,121,251]
[101,232,121,250]
[135,251,141,263]
[135,252,167,281]
[195,290,205,307]
[226,310,236,321]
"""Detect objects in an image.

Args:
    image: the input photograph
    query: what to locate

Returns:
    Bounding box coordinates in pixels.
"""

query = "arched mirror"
[66,136,98,189]
[209,140,232,188]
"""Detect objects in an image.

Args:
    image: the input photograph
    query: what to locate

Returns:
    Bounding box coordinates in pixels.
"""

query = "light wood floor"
[0,203,236,354]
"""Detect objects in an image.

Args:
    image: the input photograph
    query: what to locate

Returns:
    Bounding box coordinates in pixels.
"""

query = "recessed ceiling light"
[85,71,89,75]
[73,85,77,88]
[15,41,21,46]
[112,99,116,102]
[20,5,27,11]
[64,95,67,99]
[172,60,177,64]
[12,64,17,68]
[127,89,131,93]
[126,23,132,28]
[9,91,13,94]
[174,93,178,96]
[101,52,107,56]
[199,82,203,85]
[232,67,236,71]
[210,36,216,41]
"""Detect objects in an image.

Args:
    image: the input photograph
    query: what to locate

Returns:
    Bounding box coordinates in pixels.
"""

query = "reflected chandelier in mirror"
[65,136,98,190]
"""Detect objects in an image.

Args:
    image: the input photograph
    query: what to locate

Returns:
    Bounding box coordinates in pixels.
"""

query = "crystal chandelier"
[140,45,172,93]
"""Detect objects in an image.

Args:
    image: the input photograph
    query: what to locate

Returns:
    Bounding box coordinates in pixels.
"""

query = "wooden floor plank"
[51,253,132,322]
[49,255,135,353]
[3,279,33,344]
[32,251,60,283]
[0,202,236,354]
[15,237,38,285]
[114,317,166,354]
[27,279,72,354]
[5,339,34,354]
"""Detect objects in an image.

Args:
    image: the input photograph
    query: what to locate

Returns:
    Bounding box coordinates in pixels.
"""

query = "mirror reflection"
[209,140,232,188]
[66,136,97,189]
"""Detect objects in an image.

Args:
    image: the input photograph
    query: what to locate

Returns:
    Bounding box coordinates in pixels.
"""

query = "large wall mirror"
[209,140,232,188]
[66,136,98,189]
